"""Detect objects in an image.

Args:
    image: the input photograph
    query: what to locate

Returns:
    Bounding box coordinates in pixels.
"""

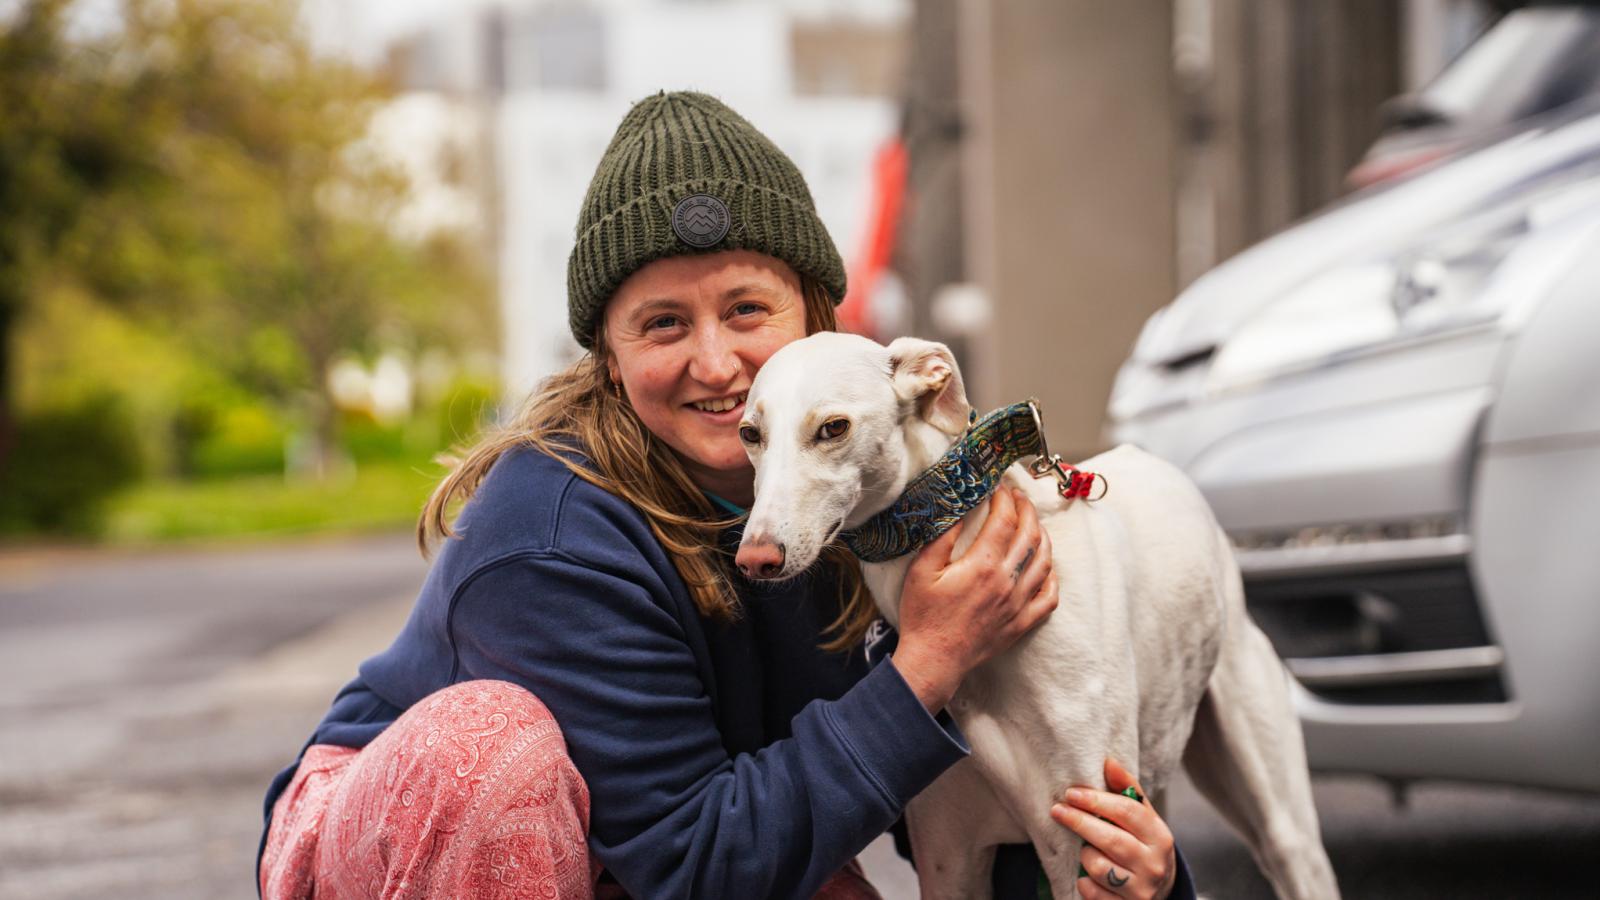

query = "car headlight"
[1206,214,1529,391]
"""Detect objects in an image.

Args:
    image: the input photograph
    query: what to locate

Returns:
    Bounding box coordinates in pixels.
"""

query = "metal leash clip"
[1024,398,1109,503]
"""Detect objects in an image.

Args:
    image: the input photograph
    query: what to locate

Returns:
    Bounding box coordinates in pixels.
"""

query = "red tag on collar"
[1027,451,1108,503]
[1054,461,1101,500]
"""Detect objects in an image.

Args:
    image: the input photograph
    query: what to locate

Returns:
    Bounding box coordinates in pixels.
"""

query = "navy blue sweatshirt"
[261,446,1196,898]
[262,447,967,897]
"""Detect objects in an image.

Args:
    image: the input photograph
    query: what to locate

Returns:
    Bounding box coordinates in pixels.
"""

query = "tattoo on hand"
[1107,867,1129,888]
[1013,546,1035,581]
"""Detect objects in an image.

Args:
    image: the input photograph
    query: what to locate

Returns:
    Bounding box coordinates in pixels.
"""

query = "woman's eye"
[739,425,762,444]
[732,302,763,317]
[817,418,850,440]
[646,315,682,332]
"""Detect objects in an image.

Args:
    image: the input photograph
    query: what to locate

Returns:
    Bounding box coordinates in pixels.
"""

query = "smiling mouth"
[689,391,747,413]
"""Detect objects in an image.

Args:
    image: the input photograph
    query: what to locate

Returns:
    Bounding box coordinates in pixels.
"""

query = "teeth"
[692,391,746,413]
[691,389,745,409]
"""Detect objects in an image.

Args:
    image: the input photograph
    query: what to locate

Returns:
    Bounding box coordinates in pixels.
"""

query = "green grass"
[101,459,446,544]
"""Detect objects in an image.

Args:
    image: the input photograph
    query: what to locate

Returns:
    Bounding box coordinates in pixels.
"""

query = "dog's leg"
[950,698,1110,900]
[906,759,1018,900]
[1181,569,1341,899]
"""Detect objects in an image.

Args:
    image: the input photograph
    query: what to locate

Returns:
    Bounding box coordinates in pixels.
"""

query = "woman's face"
[603,250,808,502]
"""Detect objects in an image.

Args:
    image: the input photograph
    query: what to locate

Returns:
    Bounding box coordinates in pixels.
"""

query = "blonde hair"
[418,276,877,651]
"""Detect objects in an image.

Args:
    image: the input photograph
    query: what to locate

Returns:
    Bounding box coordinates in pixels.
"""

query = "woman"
[260,91,1190,900]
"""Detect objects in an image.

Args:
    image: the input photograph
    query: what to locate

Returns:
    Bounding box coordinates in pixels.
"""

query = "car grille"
[1244,562,1509,705]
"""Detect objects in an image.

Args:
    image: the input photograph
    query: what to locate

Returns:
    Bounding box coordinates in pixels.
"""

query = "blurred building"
[897,0,1505,460]
[370,0,909,400]
[342,0,1510,454]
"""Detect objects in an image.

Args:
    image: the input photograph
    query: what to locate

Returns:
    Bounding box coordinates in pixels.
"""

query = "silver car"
[1108,100,1600,794]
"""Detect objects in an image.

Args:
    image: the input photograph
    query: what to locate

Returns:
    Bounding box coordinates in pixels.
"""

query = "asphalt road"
[0,535,427,900]
[1,534,1596,899]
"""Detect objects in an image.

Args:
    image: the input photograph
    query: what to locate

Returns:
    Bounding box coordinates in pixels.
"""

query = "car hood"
[1132,103,1600,369]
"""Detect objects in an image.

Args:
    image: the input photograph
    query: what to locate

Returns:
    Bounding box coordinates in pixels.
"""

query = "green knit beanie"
[566,91,848,349]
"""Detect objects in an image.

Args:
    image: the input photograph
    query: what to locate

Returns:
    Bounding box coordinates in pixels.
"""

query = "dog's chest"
[859,556,913,629]
[856,491,1009,627]
[859,488,1151,786]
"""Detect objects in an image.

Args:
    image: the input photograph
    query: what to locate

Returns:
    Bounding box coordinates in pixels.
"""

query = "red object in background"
[836,137,908,338]
[1345,144,1456,191]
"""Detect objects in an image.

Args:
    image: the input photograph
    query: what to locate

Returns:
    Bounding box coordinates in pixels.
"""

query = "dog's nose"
[735,538,786,580]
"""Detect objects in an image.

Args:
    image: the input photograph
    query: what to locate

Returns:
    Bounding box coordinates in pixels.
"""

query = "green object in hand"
[1042,786,1146,897]
[1096,786,1147,823]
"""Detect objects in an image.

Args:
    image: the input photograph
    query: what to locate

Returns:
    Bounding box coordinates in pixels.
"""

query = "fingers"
[984,489,1054,636]
[1104,758,1145,801]
[1006,537,1054,629]
[1055,763,1178,900]
[1002,489,1043,575]
[1079,844,1134,898]
[911,518,965,572]
[968,484,1018,565]
[1078,840,1174,900]
[1051,799,1145,865]
[1060,784,1158,845]
[1016,569,1060,632]
[951,487,1040,587]
[1014,523,1052,593]
[1076,874,1118,900]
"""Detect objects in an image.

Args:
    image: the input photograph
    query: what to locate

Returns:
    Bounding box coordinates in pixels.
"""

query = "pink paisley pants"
[260,680,881,899]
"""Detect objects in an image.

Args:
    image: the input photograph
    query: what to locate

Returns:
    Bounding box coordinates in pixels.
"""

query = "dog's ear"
[887,337,971,435]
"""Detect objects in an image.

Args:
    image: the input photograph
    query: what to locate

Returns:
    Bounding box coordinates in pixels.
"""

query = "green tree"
[1,0,491,479]
[0,0,159,469]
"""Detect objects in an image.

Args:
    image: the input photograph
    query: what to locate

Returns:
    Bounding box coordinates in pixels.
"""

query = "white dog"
[733,333,1339,899]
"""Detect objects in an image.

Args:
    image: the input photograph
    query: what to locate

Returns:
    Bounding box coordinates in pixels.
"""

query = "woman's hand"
[891,486,1058,712]
[1051,759,1178,900]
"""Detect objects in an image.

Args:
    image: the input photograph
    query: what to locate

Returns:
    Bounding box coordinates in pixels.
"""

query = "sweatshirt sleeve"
[1169,843,1198,899]
[448,550,969,899]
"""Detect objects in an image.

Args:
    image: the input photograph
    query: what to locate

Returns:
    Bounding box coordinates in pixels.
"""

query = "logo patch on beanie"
[672,194,731,248]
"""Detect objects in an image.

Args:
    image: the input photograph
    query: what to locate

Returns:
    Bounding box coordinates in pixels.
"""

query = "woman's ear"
[887,337,971,436]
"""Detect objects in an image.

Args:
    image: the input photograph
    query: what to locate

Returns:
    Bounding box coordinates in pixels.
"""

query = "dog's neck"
[847,412,965,530]
[901,416,965,484]
[845,402,1047,565]
[851,415,981,630]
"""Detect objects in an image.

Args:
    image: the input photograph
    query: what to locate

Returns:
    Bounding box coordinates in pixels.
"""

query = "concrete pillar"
[1187,1,1401,268]
[958,0,1178,459]
[898,0,969,343]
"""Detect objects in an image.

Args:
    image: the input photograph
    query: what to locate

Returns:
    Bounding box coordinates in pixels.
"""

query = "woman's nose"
[687,327,741,386]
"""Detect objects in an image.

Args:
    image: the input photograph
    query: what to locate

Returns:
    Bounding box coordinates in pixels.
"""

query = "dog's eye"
[817,418,850,440]
[738,425,761,444]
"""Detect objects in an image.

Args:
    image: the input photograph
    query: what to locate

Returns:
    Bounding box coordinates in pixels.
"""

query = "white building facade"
[492,0,905,397]
[353,0,908,400]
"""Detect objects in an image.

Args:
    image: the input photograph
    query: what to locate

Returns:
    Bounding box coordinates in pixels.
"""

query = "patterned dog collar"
[843,401,1048,563]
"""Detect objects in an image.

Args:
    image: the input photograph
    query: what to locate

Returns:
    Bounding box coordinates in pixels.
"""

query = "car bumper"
[1113,328,1600,792]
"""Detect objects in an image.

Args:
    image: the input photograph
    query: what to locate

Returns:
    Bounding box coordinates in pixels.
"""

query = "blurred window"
[1423,7,1600,123]
[504,6,607,92]
[790,22,904,97]
[1531,26,1600,112]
